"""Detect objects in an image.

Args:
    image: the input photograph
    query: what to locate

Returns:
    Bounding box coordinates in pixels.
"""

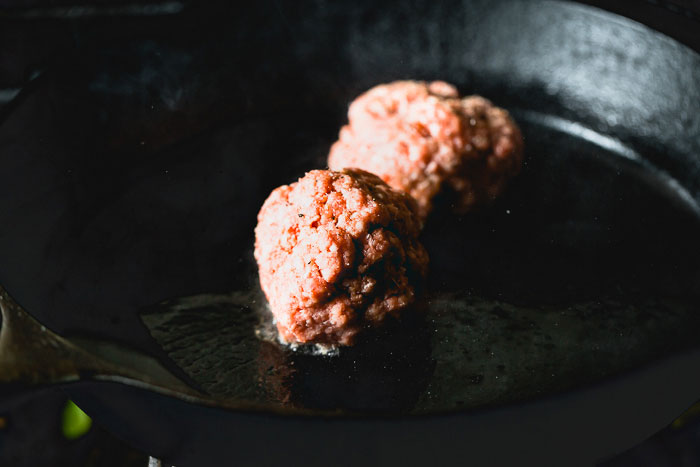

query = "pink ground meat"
[254,169,428,346]
[328,80,524,220]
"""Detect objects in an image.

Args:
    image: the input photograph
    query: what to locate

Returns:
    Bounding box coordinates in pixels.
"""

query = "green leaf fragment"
[62,400,92,439]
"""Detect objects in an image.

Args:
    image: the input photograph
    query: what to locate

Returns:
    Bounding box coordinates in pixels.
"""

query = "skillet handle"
[0,285,204,404]
[0,286,102,387]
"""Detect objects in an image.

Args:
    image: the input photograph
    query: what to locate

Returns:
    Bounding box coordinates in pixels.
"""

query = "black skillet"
[1,0,699,465]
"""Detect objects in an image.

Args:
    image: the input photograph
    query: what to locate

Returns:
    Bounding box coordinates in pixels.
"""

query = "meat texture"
[254,169,428,346]
[328,80,523,220]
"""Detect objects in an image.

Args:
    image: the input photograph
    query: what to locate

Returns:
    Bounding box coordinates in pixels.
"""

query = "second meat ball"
[328,80,524,220]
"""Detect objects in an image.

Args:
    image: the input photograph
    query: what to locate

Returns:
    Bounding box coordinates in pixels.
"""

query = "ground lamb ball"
[328,80,524,220]
[254,169,428,346]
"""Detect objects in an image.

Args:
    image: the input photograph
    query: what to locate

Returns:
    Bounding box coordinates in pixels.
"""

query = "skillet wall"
[0,0,698,354]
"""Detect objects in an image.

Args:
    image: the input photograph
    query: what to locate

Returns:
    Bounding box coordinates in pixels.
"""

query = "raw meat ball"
[254,169,428,346]
[328,80,523,220]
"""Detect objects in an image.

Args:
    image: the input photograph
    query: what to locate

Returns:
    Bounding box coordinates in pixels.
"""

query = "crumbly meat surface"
[254,169,428,346]
[328,80,523,220]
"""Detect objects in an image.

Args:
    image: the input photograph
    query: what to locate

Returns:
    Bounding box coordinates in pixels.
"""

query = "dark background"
[0,0,699,465]
[1,388,699,466]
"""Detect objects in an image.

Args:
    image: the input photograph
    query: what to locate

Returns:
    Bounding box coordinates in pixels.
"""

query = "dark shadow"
[266,309,435,414]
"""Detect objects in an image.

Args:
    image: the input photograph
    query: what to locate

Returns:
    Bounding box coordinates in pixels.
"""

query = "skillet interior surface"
[0,0,699,458]
[132,101,700,414]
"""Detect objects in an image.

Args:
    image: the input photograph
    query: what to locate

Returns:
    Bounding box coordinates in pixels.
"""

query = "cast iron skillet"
[1,0,700,465]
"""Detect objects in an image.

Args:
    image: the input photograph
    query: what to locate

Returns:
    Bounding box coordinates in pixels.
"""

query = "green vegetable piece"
[61,400,92,439]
